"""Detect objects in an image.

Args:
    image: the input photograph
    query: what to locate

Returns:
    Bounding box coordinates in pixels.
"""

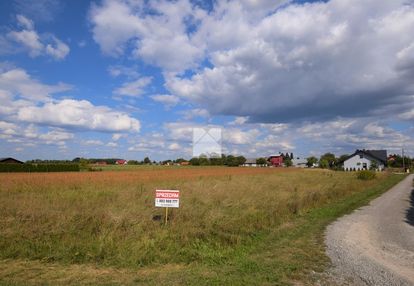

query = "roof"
[0,157,24,164]
[292,158,307,165]
[346,149,387,164]
[244,158,257,164]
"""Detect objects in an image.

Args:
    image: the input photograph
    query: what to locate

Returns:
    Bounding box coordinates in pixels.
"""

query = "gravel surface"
[325,174,414,286]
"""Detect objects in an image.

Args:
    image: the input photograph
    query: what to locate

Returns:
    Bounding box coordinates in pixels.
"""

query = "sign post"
[155,190,180,225]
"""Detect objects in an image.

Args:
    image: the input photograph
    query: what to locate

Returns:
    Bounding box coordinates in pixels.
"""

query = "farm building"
[292,158,307,168]
[0,157,23,164]
[243,158,258,167]
[268,155,283,167]
[343,149,387,171]
[115,159,127,165]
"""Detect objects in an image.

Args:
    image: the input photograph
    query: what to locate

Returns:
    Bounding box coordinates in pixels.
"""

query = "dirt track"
[325,174,414,285]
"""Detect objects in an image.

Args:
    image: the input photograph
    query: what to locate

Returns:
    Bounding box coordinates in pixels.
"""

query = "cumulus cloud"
[180,108,209,120]
[0,121,74,147]
[89,0,414,123]
[150,94,180,108]
[0,66,141,135]
[90,0,206,72]
[108,65,140,79]
[82,139,104,146]
[17,99,141,132]
[7,14,70,60]
[45,36,70,59]
[0,67,71,102]
[38,129,74,144]
[114,77,152,97]
[163,1,414,123]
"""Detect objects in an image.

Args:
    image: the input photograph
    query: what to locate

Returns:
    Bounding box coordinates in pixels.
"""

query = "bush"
[356,170,376,180]
[0,163,80,173]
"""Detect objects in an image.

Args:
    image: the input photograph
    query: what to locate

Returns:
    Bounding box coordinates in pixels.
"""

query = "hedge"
[0,163,80,173]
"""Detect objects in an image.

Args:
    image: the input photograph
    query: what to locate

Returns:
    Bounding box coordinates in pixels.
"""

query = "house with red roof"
[115,159,127,165]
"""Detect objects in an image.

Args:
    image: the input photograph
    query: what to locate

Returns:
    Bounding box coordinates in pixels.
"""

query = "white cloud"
[229,116,249,125]
[223,128,260,145]
[0,121,18,136]
[7,14,70,60]
[8,28,43,57]
[0,67,71,102]
[82,139,104,146]
[17,99,141,133]
[112,133,126,141]
[108,65,139,79]
[150,94,180,108]
[16,14,34,30]
[168,142,181,151]
[38,130,74,144]
[114,77,152,97]
[45,37,70,60]
[90,0,206,72]
[180,108,209,120]
[161,1,414,122]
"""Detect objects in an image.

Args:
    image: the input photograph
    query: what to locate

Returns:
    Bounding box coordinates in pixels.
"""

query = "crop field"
[0,167,405,285]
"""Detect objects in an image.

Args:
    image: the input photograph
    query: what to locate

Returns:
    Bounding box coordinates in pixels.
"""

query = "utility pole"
[402,148,406,172]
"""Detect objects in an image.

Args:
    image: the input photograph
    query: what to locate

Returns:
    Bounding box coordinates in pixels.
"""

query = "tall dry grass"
[0,168,389,268]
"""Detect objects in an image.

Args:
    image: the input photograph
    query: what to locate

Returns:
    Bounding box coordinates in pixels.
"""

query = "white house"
[242,158,267,167]
[243,158,258,167]
[343,149,387,171]
[292,158,307,168]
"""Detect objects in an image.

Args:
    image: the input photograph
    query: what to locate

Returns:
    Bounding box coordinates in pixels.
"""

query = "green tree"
[189,157,200,166]
[284,157,292,167]
[320,153,337,168]
[338,154,349,162]
[225,155,245,166]
[306,156,318,167]
[199,157,210,166]
[319,159,329,169]
[143,157,151,164]
[256,158,267,166]
[237,156,246,166]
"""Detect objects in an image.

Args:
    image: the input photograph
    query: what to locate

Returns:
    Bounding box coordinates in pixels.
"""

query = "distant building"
[344,150,387,171]
[180,161,190,166]
[0,157,23,164]
[115,159,127,165]
[243,158,258,167]
[292,158,307,168]
[268,155,284,167]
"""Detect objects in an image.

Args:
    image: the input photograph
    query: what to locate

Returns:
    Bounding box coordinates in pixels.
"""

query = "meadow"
[0,167,405,285]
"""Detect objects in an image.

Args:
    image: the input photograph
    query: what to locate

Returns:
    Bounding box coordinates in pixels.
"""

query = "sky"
[0,0,413,161]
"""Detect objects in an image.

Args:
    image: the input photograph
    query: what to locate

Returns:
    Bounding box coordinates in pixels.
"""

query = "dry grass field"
[0,167,406,285]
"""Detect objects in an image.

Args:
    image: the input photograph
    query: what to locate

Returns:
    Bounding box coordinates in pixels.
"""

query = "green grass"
[0,169,406,285]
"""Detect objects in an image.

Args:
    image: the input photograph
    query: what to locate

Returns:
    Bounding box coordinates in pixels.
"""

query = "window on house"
[359,155,363,159]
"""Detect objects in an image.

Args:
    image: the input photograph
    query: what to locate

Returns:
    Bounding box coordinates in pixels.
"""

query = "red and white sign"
[155,190,180,208]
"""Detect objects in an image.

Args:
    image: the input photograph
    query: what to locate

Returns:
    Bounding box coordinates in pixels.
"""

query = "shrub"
[356,170,376,180]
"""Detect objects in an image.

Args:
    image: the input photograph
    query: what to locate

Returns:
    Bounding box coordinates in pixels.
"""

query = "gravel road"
[325,174,414,286]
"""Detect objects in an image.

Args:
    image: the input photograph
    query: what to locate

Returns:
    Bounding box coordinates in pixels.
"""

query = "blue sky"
[0,0,413,161]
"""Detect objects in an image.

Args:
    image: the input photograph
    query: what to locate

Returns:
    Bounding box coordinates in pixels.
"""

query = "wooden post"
[165,207,168,225]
